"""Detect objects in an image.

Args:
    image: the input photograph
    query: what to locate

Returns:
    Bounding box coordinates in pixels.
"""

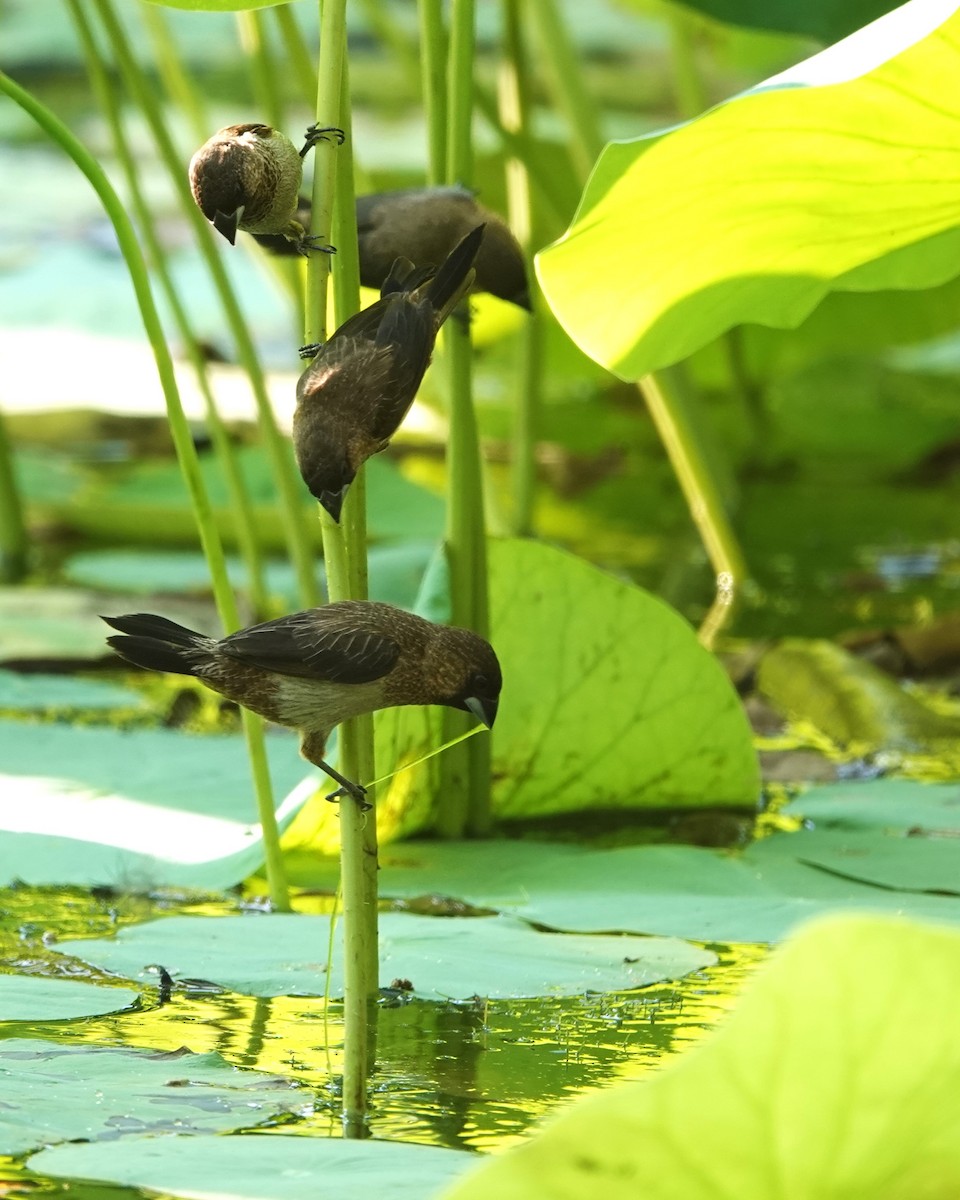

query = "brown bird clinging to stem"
[188,122,343,253]
[293,223,485,523]
[102,603,502,808]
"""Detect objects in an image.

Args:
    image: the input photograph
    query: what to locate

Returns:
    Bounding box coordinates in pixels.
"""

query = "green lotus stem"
[500,0,541,538]
[140,1,208,143]
[0,410,27,583]
[70,0,268,615]
[0,66,291,912]
[526,0,603,182]
[665,5,708,120]
[419,0,448,185]
[273,4,318,103]
[306,0,376,1129]
[238,10,284,132]
[95,0,320,611]
[638,370,745,648]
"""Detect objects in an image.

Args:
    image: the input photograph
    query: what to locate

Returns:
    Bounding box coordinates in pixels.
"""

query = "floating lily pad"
[0,669,145,712]
[29,1133,474,1200]
[58,912,715,999]
[444,914,960,1200]
[786,777,960,833]
[0,1038,305,1156]
[286,836,960,944]
[63,541,438,611]
[0,976,139,1022]
[748,823,960,895]
[0,722,312,890]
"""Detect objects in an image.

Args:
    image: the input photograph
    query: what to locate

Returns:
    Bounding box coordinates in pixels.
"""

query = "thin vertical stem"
[72,0,268,614]
[0,65,291,912]
[419,0,448,184]
[306,0,375,1131]
[96,0,320,611]
[0,410,27,583]
[638,370,745,647]
[526,0,603,181]
[237,10,284,131]
[139,1,208,143]
[500,0,540,538]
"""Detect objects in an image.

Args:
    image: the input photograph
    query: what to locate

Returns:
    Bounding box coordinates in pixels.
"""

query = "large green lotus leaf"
[0,722,312,890]
[537,0,960,378]
[786,778,960,832]
[30,1134,473,1200]
[284,836,960,944]
[442,913,960,1200]
[58,912,715,999]
[0,976,139,1022]
[0,1038,303,1157]
[488,538,759,815]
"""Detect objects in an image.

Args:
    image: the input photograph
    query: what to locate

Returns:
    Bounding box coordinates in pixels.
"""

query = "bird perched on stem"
[294,223,485,523]
[102,603,502,808]
[188,122,343,253]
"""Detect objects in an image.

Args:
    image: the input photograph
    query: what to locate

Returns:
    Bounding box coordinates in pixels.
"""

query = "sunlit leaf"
[0,1038,303,1156]
[442,914,960,1200]
[0,722,311,890]
[0,977,138,1022]
[59,911,715,999]
[30,1133,474,1200]
[538,0,960,378]
[282,835,960,944]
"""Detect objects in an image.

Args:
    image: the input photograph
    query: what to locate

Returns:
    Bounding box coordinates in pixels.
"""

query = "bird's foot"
[300,125,346,157]
[298,341,324,360]
[295,234,337,257]
[325,781,371,811]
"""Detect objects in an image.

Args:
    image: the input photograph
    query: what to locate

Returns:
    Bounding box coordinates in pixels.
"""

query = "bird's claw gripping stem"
[300,124,346,157]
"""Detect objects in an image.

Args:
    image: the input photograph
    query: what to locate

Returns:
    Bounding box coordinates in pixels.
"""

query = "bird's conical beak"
[213,207,242,245]
[320,486,349,523]
[464,695,498,729]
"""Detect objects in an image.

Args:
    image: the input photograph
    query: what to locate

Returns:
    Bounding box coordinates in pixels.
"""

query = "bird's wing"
[219,613,401,683]
[368,299,435,437]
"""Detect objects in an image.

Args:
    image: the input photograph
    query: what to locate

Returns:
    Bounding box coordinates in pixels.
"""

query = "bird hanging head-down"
[102,602,502,808]
[293,223,486,522]
[188,122,342,253]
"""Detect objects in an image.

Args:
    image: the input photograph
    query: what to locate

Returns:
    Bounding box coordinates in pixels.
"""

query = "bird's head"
[426,626,503,729]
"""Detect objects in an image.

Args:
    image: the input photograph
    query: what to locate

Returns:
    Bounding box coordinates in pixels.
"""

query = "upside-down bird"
[188,122,342,253]
[293,223,485,522]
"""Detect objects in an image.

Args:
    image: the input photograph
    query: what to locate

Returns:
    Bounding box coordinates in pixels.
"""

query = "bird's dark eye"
[471,672,489,691]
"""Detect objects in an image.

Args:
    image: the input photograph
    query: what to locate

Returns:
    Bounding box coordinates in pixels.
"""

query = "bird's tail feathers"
[424,224,485,324]
[381,256,433,297]
[102,613,205,676]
